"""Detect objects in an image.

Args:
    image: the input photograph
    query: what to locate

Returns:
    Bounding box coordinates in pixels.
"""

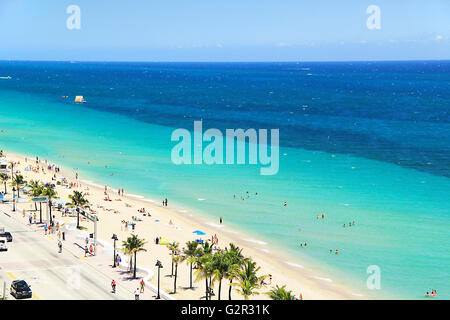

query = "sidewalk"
[1,203,161,300]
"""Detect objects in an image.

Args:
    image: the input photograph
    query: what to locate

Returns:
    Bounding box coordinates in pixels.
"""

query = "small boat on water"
[74,96,86,103]
[0,76,12,79]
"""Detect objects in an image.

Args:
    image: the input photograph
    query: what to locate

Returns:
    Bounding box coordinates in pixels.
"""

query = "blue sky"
[0,0,449,61]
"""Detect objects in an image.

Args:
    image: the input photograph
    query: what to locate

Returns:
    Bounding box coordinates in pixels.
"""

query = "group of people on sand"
[162,198,168,207]
[137,208,151,216]
[121,220,136,232]
[343,221,355,228]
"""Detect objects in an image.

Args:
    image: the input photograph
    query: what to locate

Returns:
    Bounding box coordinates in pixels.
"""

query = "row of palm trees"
[166,240,298,300]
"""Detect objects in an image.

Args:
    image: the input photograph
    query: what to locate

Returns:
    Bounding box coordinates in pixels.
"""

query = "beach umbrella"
[192,230,206,235]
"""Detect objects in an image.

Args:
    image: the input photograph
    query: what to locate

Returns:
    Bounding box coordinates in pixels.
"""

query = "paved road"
[0,207,133,300]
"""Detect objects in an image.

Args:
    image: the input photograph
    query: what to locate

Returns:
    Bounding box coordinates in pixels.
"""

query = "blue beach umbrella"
[192,230,206,235]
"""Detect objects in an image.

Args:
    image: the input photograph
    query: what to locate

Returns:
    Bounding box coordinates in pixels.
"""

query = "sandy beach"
[1,149,366,300]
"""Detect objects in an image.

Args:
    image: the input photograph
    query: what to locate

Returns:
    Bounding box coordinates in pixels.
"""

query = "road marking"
[49,236,54,240]
[81,257,88,262]
[7,272,17,280]
[32,293,40,300]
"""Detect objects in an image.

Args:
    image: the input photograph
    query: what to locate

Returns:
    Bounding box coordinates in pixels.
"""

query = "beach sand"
[2,150,366,300]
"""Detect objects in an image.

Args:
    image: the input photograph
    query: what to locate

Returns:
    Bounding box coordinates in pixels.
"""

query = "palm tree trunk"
[133,252,137,278]
[39,202,42,223]
[189,262,193,288]
[174,263,178,293]
[218,278,222,300]
[205,278,209,300]
[229,279,233,300]
[4,182,6,194]
[171,260,174,277]
[49,201,52,224]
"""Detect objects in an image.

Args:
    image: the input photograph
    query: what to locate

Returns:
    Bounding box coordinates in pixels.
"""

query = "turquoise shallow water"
[0,88,449,299]
[1,60,449,299]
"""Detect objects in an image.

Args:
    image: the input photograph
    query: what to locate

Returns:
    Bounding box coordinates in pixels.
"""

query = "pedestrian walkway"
[0,203,159,300]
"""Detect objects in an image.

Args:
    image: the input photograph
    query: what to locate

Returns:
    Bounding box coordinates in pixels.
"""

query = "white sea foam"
[206,222,224,228]
[142,198,156,203]
[286,262,304,269]
[312,276,333,282]
[259,248,270,253]
[243,238,267,245]
[197,198,206,201]
[351,293,364,297]
[79,180,104,189]
[128,194,145,199]
[179,210,188,213]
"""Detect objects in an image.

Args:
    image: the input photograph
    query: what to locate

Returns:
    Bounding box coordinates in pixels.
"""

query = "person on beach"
[121,188,124,196]
[135,288,140,300]
[220,216,222,224]
[140,279,145,293]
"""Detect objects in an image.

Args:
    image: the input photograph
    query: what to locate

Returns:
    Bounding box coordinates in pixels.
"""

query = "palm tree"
[121,240,134,273]
[181,241,201,289]
[267,285,297,300]
[167,241,180,277]
[232,260,267,300]
[11,174,26,198]
[225,243,246,300]
[124,234,147,279]
[194,241,214,300]
[0,173,9,194]
[28,181,44,223]
[212,250,236,300]
[68,191,89,228]
[28,180,42,210]
[41,185,58,225]
[172,254,182,294]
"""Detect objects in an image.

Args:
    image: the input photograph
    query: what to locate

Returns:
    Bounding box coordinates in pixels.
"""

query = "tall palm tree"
[121,240,134,273]
[41,185,58,225]
[68,191,89,228]
[267,285,297,300]
[194,241,214,300]
[232,260,267,300]
[167,241,179,277]
[28,181,44,223]
[225,243,246,300]
[124,234,147,279]
[172,254,182,294]
[11,174,26,198]
[0,173,9,194]
[181,241,201,289]
[212,250,236,300]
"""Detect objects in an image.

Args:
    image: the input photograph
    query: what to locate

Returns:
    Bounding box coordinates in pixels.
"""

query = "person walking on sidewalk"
[111,280,116,294]
[135,288,140,300]
[58,241,62,253]
[140,279,145,293]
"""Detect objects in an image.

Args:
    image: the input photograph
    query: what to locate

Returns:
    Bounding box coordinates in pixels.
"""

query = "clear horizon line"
[1,58,449,64]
